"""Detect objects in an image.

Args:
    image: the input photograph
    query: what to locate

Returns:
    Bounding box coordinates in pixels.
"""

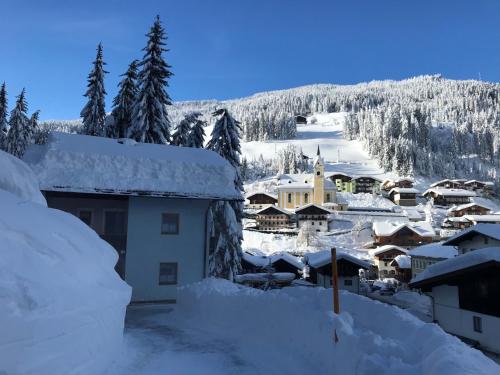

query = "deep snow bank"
[0,152,131,374]
[176,279,498,375]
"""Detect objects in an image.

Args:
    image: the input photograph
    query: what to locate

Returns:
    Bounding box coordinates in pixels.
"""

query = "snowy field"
[106,279,499,375]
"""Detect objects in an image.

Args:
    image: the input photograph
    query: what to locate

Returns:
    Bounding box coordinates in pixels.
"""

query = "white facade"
[298,218,328,232]
[454,234,500,254]
[432,285,500,354]
[316,274,361,294]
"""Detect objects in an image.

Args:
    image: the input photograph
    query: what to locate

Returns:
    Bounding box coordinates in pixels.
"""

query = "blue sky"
[2,0,500,120]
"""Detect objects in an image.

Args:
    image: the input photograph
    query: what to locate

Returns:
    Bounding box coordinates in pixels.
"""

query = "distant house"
[430,179,466,189]
[372,221,435,247]
[276,147,337,209]
[24,132,242,303]
[245,192,278,210]
[388,187,419,206]
[423,188,476,206]
[447,203,491,217]
[409,242,457,279]
[295,203,332,232]
[441,216,472,230]
[295,115,308,124]
[463,180,494,195]
[327,172,354,193]
[381,177,415,192]
[462,214,500,226]
[442,224,500,255]
[306,250,371,293]
[409,248,500,354]
[353,176,382,194]
[390,255,412,283]
[255,206,293,232]
[370,245,408,278]
[240,252,304,278]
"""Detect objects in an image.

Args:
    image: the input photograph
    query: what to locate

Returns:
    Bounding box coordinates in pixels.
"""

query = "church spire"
[317,145,321,156]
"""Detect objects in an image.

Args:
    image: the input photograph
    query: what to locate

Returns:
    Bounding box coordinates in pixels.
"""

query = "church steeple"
[317,145,321,156]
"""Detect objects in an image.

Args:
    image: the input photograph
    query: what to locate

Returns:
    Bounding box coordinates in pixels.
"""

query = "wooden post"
[331,247,340,314]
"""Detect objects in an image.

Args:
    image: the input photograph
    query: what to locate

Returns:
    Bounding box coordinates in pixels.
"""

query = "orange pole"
[331,247,340,314]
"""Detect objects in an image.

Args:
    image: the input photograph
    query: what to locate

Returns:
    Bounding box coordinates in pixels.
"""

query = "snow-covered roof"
[443,216,470,223]
[402,208,424,221]
[306,250,371,269]
[352,175,383,182]
[242,252,304,269]
[410,242,457,259]
[245,191,277,200]
[410,247,500,286]
[463,214,500,223]
[392,255,411,269]
[295,203,333,214]
[464,179,494,186]
[430,179,451,187]
[442,224,500,245]
[388,187,419,195]
[423,188,476,197]
[277,173,336,190]
[24,132,241,200]
[447,202,491,213]
[255,205,292,216]
[235,272,296,283]
[370,245,408,257]
[372,221,435,237]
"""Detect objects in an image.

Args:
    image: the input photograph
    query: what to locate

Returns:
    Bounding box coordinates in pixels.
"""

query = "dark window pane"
[79,210,92,226]
[159,263,178,285]
[104,211,127,235]
[161,213,179,234]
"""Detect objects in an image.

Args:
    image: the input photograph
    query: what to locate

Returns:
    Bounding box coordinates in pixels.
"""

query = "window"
[104,211,127,235]
[161,213,179,234]
[316,171,320,176]
[159,263,177,285]
[319,221,322,225]
[304,193,309,203]
[311,222,315,225]
[288,193,292,203]
[344,279,353,286]
[473,316,482,333]
[326,193,330,202]
[78,210,92,226]
[484,237,489,244]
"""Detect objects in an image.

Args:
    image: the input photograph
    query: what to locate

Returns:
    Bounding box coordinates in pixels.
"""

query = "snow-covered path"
[107,306,256,375]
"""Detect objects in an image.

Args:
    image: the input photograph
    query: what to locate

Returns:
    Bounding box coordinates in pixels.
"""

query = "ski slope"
[240,112,390,178]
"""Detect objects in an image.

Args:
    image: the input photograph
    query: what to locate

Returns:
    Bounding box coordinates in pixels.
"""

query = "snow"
[338,192,395,209]
[370,245,408,257]
[235,272,296,283]
[393,254,411,269]
[372,220,435,237]
[388,187,420,194]
[443,223,500,244]
[107,278,499,375]
[447,202,492,213]
[410,242,458,259]
[0,149,46,205]
[423,187,476,197]
[23,131,241,200]
[463,214,500,223]
[306,249,371,269]
[411,247,500,284]
[255,205,292,216]
[0,152,131,375]
[243,251,304,270]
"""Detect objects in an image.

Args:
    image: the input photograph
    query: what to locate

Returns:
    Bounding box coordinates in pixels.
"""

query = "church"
[277,146,337,209]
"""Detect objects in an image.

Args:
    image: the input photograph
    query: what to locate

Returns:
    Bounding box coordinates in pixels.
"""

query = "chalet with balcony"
[372,221,435,247]
[255,205,293,232]
[463,180,494,195]
[24,132,242,303]
[447,203,491,217]
[245,192,278,210]
[388,187,419,206]
[423,188,476,206]
[295,203,332,232]
[353,176,382,194]
[410,242,457,279]
[442,224,500,255]
[370,245,408,278]
[327,172,354,193]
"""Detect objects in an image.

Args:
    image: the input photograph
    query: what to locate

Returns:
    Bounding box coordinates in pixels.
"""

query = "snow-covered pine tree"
[5,89,30,158]
[129,16,173,144]
[28,110,40,145]
[109,60,138,138]
[171,113,194,146]
[186,112,206,148]
[80,43,107,136]
[206,108,244,280]
[0,82,7,150]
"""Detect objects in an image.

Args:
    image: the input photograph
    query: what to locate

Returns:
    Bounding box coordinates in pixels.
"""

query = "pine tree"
[6,89,30,158]
[109,60,138,138]
[0,83,7,150]
[206,108,243,280]
[28,110,40,145]
[80,43,108,136]
[186,112,206,148]
[129,15,173,144]
[171,113,194,146]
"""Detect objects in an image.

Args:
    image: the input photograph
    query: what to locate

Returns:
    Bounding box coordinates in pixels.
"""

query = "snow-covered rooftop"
[463,214,500,223]
[411,247,500,286]
[372,221,435,237]
[255,205,292,216]
[306,250,371,269]
[242,252,304,270]
[388,187,419,194]
[370,245,408,257]
[245,191,277,200]
[24,132,242,200]
[442,224,500,245]
[277,173,336,190]
[392,254,411,269]
[447,202,491,213]
[295,203,333,214]
[409,242,457,259]
[423,188,476,197]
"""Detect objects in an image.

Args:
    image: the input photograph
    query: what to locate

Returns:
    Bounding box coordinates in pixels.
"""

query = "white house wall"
[456,235,500,254]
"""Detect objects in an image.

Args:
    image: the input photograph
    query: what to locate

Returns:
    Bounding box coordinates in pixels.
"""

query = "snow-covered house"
[381,177,415,192]
[295,203,332,232]
[442,224,500,255]
[352,176,382,194]
[388,187,419,206]
[327,172,354,193]
[463,180,495,195]
[306,250,371,293]
[276,146,337,209]
[24,132,242,303]
[462,214,500,226]
[390,255,412,283]
[370,245,408,278]
[409,248,500,354]
[423,188,476,206]
[254,205,293,231]
[409,242,458,279]
[372,221,435,247]
[245,191,278,210]
[430,179,465,189]
[447,202,491,217]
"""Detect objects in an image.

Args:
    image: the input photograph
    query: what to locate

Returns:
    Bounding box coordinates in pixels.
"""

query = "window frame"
[77,209,94,227]
[473,316,482,333]
[161,213,180,235]
[158,262,178,285]
[103,209,128,236]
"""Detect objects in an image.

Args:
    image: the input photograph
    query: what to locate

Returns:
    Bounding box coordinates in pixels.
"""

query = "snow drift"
[0,151,131,374]
[176,279,498,375]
